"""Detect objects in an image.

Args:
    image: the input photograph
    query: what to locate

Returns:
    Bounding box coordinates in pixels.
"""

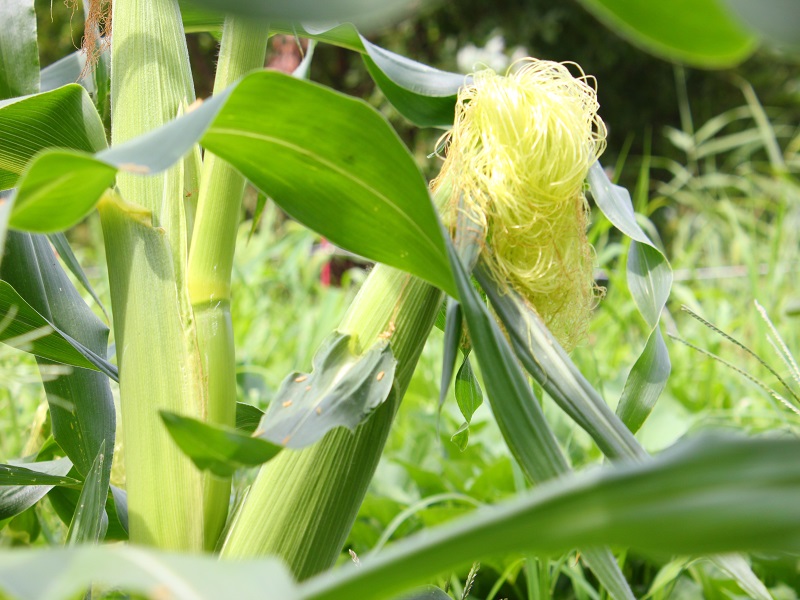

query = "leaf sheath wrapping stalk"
[99,193,205,550]
[108,0,205,550]
[221,264,442,578]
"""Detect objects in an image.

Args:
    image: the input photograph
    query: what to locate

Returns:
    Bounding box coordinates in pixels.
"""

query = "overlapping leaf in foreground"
[0,436,798,600]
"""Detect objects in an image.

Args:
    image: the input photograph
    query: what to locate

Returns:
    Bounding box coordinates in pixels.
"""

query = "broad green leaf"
[202,72,455,295]
[574,0,757,67]
[256,332,397,449]
[0,463,81,487]
[235,402,265,434]
[446,241,633,600]
[182,0,418,30]
[454,356,482,424]
[12,73,457,296]
[0,458,74,521]
[723,0,800,51]
[0,438,797,600]
[66,441,108,545]
[9,150,117,232]
[160,412,282,478]
[1,233,116,485]
[0,279,117,379]
[47,232,108,319]
[0,85,107,191]
[588,163,672,435]
[301,436,800,600]
[0,0,38,99]
[0,546,296,600]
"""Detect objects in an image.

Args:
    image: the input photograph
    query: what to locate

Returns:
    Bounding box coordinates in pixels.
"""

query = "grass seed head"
[435,58,607,350]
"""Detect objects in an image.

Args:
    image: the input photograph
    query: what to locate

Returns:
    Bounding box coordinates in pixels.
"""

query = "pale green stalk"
[221,263,443,577]
[187,17,269,551]
[104,0,204,550]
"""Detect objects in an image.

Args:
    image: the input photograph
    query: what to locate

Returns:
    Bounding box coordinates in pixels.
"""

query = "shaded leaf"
[160,412,282,478]
[1,232,115,503]
[574,0,757,67]
[0,463,81,487]
[0,0,38,99]
[66,441,108,545]
[446,241,633,600]
[454,356,482,424]
[476,265,643,461]
[0,279,117,380]
[182,0,419,30]
[0,458,74,521]
[235,402,265,434]
[438,298,462,411]
[256,332,397,449]
[47,232,108,319]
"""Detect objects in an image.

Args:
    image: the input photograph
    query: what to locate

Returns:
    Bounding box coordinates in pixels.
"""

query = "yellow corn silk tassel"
[437,58,607,350]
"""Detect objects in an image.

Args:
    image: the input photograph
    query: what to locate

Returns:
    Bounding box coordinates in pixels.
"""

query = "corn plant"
[0,0,799,599]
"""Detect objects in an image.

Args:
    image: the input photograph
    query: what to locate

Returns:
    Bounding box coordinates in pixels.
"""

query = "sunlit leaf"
[0,0,38,99]
[160,412,282,478]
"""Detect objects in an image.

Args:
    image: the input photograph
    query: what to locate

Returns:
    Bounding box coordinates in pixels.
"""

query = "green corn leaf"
[0,546,296,600]
[588,163,672,434]
[201,72,455,296]
[0,437,797,600]
[255,332,397,449]
[235,402,265,434]
[66,441,108,546]
[446,240,633,600]
[181,0,418,30]
[9,150,117,233]
[0,279,117,380]
[0,463,81,487]
[438,298,462,412]
[723,0,800,50]
[164,333,398,475]
[271,23,463,127]
[574,0,757,67]
[47,233,108,319]
[160,412,282,478]
[0,458,75,521]
[301,435,800,600]
[1,232,116,499]
[0,85,107,192]
[0,0,38,99]
[9,71,457,296]
[476,265,643,460]
[454,356,482,424]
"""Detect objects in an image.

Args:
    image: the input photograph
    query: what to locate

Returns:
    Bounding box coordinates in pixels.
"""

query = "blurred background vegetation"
[5,0,799,597]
